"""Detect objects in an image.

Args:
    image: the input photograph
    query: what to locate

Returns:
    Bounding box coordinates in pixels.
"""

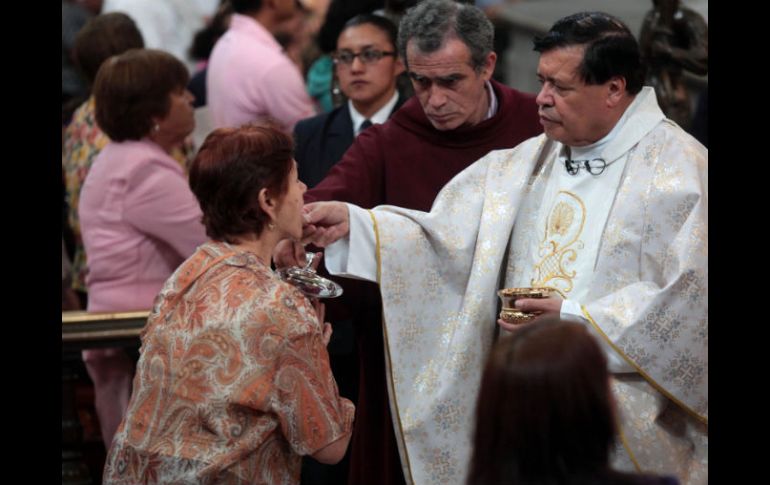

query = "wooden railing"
[62,310,149,350]
[61,310,150,485]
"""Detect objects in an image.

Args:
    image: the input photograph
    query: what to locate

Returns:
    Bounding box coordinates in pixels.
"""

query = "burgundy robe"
[306,79,542,485]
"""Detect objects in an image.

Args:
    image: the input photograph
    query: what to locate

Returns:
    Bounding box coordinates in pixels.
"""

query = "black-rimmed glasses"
[564,158,607,176]
[332,49,396,66]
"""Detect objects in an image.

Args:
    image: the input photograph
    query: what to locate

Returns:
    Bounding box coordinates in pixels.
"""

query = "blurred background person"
[304,0,382,113]
[103,124,354,485]
[468,317,680,485]
[62,0,103,122]
[294,13,406,187]
[639,0,708,131]
[187,0,234,109]
[274,0,325,78]
[62,0,104,273]
[62,12,145,309]
[101,0,220,72]
[372,0,418,28]
[207,0,316,130]
[79,48,207,451]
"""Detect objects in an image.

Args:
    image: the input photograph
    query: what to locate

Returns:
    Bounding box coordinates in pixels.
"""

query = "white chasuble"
[325,87,707,485]
[507,115,627,303]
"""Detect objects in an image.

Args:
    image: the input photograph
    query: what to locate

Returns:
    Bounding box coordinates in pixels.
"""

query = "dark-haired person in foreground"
[469,317,680,485]
[103,124,354,485]
[301,11,707,485]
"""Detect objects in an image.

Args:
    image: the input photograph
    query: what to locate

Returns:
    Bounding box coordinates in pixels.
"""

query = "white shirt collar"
[349,90,400,136]
[484,81,498,121]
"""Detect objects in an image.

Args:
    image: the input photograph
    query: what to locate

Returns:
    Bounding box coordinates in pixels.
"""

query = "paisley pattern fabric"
[103,241,355,485]
[363,88,706,485]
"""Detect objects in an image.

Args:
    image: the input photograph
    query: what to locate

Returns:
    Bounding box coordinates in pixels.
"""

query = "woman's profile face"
[274,162,307,241]
[156,87,195,141]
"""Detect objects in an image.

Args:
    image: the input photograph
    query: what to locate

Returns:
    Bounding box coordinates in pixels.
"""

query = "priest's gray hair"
[397,0,494,72]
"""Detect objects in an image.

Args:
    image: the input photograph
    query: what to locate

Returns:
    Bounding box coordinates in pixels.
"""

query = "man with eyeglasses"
[294,14,407,189]
[292,13,407,485]
[278,2,541,485]
[299,11,707,485]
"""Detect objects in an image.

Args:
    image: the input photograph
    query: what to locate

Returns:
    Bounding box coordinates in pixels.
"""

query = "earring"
[153,123,160,132]
[268,222,275,231]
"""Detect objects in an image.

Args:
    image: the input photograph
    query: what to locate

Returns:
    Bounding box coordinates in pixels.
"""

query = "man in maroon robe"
[281,2,542,484]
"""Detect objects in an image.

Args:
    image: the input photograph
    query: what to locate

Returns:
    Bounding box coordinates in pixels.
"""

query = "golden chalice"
[497,287,552,325]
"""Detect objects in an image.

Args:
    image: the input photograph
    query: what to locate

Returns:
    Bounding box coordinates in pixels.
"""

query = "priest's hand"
[515,297,562,314]
[497,297,563,333]
[301,201,350,247]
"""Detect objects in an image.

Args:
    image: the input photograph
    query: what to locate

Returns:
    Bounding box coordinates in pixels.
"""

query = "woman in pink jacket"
[78,48,207,449]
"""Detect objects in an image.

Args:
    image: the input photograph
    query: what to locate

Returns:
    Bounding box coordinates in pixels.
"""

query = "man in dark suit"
[294,13,407,485]
[294,14,406,188]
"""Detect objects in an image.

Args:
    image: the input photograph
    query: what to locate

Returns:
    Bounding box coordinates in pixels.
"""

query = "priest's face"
[535,46,618,147]
[406,38,496,131]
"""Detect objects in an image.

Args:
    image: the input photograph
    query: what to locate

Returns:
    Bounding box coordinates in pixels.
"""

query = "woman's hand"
[497,297,563,333]
[497,318,529,333]
[322,322,333,346]
[309,252,323,271]
[273,239,306,268]
[312,298,333,346]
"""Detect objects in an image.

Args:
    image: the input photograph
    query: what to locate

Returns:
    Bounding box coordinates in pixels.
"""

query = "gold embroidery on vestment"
[531,191,586,292]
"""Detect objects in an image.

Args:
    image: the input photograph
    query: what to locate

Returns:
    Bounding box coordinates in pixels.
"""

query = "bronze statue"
[640,0,708,130]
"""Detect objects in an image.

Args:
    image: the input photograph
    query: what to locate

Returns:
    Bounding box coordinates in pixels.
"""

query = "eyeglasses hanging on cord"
[564,158,607,175]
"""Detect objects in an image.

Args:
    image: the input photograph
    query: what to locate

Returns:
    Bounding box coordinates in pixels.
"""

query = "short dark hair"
[342,14,399,51]
[230,0,262,14]
[468,317,616,485]
[534,11,644,94]
[189,124,294,242]
[189,2,233,61]
[397,0,493,71]
[73,12,144,86]
[93,49,190,141]
[317,1,381,53]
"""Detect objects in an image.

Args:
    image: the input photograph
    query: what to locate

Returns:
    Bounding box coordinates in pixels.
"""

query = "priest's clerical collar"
[563,108,626,175]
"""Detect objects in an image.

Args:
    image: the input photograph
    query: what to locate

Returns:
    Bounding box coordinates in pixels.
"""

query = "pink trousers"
[81,347,134,448]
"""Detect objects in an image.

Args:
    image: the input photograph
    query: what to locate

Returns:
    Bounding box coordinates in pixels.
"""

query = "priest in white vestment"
[292,12,707,485]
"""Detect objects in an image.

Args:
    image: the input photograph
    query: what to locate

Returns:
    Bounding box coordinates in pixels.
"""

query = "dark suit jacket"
[293,95,406,188]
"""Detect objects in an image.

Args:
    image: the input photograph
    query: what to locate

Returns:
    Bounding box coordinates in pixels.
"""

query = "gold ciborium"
[497,287,552,325]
